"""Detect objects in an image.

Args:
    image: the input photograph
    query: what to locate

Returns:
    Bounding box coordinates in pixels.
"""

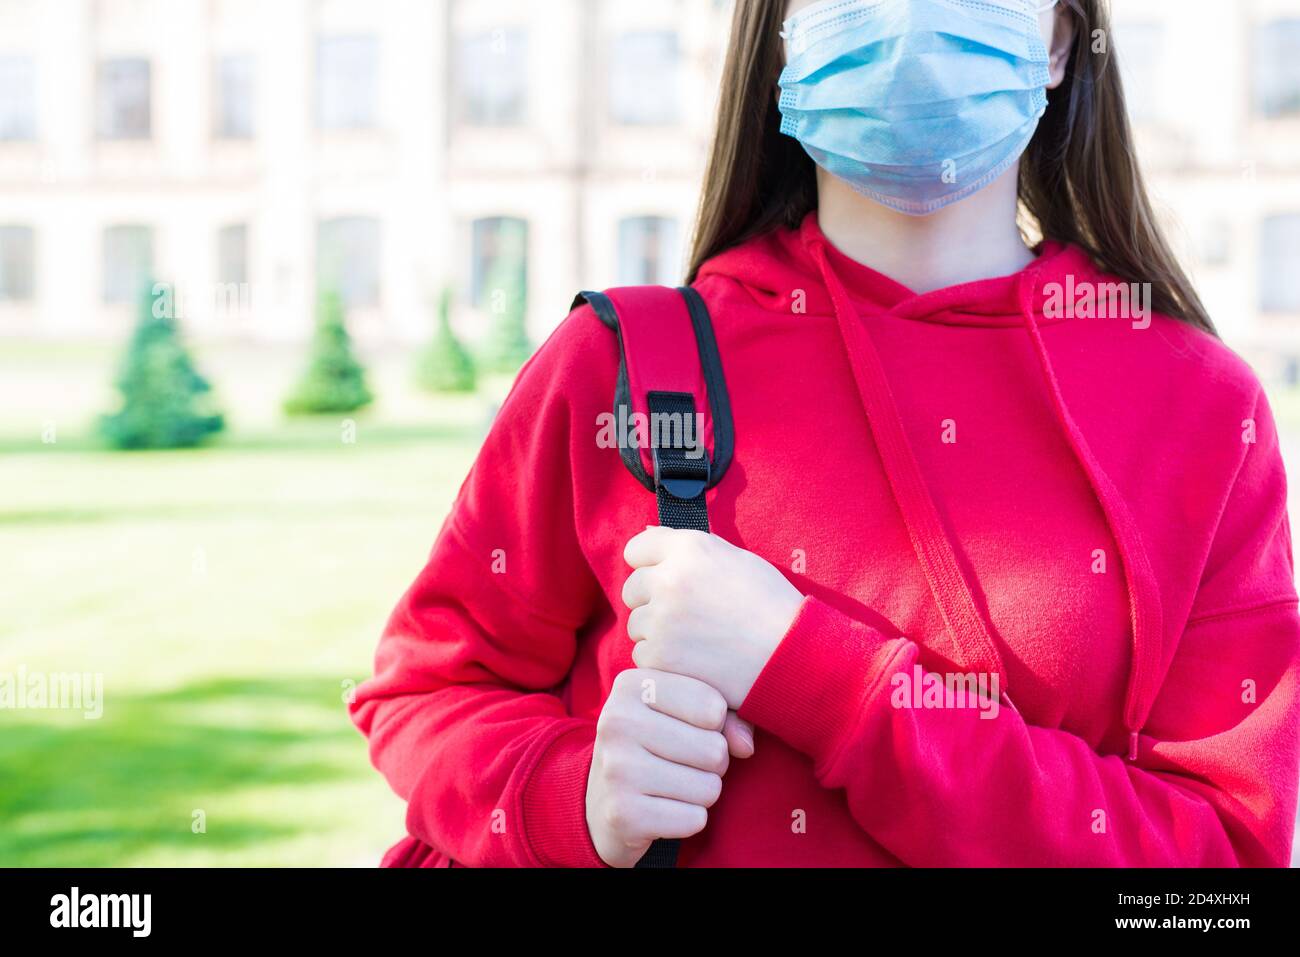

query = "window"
[470,217,528,310]
[1113,23,1163,124]
[0,226,35,301]
[1260,215,1300,313]
[97,58,151,140]
[316,36,378,130]
[455,29,528,126]
[102,225,154,304]
[317,217,380,307]
[1253,20,1300,119]
[609,31,680,126]
[214,55,255,139]
[1199,219,1231,268]
[217,223,248,287]
[618,216,680,286]
[0,56,36,141]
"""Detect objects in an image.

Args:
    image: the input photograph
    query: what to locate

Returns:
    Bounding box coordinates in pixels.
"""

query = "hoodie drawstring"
[1016,267,1164,761]
[809,238,1012,696]
[808,235,1162,760]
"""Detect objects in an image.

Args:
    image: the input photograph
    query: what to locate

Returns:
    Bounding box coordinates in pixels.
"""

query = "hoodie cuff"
[738,596,905,767]
[520,723,608,868]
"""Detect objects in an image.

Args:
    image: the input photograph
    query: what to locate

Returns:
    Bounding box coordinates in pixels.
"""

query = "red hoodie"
[351,213,1300,867]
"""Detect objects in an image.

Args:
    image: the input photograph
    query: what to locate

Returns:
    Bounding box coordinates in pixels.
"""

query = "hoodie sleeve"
[738,388,1300,867]
[349,309,610,868]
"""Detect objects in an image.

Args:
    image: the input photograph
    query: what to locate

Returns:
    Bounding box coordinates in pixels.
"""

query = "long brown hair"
[688,0,1216,335]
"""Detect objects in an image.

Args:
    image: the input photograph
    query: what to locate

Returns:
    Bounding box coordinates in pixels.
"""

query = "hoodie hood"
[701,211,1163,760]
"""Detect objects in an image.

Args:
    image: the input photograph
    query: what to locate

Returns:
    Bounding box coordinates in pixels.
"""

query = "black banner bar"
[0,866,1293,943]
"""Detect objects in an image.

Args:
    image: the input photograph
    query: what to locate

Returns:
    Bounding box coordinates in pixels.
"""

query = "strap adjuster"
[652,445,710,501]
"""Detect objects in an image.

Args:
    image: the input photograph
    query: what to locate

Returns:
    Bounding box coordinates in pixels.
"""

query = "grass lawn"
[4,338,1299,867]
[0,339,494,866]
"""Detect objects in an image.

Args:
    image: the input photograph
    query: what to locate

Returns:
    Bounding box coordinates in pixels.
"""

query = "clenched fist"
[585,668,754,867]
[622,527,805,709]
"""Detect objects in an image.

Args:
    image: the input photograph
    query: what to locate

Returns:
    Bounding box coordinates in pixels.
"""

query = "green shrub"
[479,228,532,374]
[283,290,374,416]
[414,288,476,394]
[100,282,225,450]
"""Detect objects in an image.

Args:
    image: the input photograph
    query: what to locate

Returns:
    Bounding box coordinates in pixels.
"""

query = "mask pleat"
[777,0,1053,216]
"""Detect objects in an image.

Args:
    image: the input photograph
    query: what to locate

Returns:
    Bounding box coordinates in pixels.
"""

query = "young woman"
[352,0,1300,867]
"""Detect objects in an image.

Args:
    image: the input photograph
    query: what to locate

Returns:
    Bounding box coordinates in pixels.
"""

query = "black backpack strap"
[572,284,733,868]
[647,390,711,533]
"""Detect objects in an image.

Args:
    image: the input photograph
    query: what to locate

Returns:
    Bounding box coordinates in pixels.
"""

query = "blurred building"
[1115,0,1300,379]
[0,0,1298,372]
[0,0,730,345]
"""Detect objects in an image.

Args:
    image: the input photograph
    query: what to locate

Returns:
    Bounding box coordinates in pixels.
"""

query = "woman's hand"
[586,668,755,868]
[621,527,806,710]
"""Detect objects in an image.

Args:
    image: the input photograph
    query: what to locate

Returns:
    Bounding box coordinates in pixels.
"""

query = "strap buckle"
[652,444,710,501]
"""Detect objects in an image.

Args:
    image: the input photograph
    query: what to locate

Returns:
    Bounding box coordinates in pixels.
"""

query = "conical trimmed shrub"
[100,281,225,450]
[283,290,374,416]
[415,287,476,394]
[480,227,532,374]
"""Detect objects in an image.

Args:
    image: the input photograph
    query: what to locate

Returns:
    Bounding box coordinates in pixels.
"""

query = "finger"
[626,604,653,643]
[629,751,724,807]
[623,525,683,569]
[722,711,755,759]
[636,669,729,731]
[636,708,731,775]
[620,566,655,611]
[615,794,709,844]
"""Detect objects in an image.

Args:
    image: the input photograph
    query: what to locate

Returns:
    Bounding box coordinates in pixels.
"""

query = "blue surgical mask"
[778,0,1059,216]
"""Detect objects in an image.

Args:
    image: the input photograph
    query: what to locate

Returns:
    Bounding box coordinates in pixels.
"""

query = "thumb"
[722,711,756,759]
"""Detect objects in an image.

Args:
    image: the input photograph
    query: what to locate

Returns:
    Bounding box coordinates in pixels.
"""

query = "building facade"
[0,0,730,346]
[1115,0,1300,379]
[0,0,1297,375]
